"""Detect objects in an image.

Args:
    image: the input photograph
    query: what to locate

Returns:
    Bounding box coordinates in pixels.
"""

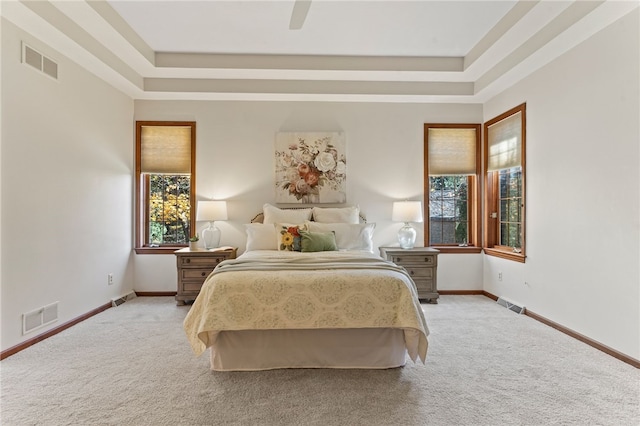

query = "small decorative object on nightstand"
[380,246,439,303]
[188,234,199,250]
[174,247,237,305]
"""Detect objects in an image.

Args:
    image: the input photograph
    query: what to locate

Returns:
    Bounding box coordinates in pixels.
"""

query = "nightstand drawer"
[389,254,437,266]
[413,278,436,293]
[182,281,206,292]
[404,267,433,279]
[179,256,225,267]
[181,269,213,280]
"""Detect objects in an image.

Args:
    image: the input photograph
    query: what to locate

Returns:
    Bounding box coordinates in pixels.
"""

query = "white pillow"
[263,203,312,224]
[312,206,360,224]
[306,222,375,252]
[245,223,277,251]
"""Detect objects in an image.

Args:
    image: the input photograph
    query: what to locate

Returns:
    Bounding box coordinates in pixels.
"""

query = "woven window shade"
[428,128,477,175]
[487,111,522,171]
[140,126,192,174]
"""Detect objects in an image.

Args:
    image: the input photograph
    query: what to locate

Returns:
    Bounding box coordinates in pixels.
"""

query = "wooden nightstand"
[379,247,440,303]
[174,247,237,305]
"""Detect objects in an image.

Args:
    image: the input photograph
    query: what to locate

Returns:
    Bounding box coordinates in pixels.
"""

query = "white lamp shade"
[196,200,228,222]
[392,201,423,223]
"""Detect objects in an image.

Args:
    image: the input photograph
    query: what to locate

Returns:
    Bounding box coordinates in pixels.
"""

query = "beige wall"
[482,10,639,359]
[1,19,135,351]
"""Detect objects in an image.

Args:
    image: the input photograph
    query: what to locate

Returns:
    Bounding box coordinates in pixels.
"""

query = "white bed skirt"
[208,328,407,371]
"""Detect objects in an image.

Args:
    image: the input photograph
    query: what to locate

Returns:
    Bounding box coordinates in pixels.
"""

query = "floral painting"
[275,132,346,204]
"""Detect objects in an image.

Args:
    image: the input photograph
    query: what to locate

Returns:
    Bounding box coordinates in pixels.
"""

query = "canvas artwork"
[275,132,346,204]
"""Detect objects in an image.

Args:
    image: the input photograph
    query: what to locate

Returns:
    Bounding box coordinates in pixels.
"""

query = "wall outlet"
[108,273,114,285]
[498,272,503,281]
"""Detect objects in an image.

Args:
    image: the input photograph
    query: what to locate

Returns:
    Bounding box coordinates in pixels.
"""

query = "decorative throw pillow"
[245,223,277,251]
[312,206,360,224]
[299,230,338,252]
[276,223,306,251]
[305,222,376,252]
[263,203,312,224]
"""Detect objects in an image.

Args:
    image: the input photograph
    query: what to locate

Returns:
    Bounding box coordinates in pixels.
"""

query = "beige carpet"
[1,295,638,425]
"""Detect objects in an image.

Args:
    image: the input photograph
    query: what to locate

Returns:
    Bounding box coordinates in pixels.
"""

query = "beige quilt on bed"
[183,250,429,362]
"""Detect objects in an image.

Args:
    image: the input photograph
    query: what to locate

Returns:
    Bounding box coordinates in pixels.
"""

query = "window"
[484,103,526,262]
[424,124,481,253]
[135,121,196,254]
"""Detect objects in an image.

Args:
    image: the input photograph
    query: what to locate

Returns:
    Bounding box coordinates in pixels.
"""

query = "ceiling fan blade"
[289,0,312,30]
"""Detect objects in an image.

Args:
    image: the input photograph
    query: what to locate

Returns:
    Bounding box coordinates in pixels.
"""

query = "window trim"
[483,103,526,263]
[424,123,482,254]
[135,121,196,255]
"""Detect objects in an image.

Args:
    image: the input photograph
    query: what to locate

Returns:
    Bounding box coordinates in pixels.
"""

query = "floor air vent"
[111,292,137,307]
[496,297,525,314]
[23,302,59,335]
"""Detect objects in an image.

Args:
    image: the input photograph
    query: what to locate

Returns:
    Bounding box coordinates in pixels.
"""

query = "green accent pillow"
[299,230,338,252]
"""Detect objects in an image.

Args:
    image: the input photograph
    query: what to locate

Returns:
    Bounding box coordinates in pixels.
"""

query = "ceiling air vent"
[22,42,58,80]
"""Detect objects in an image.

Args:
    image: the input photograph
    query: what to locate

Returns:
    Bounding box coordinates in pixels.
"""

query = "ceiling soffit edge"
[464,0,539,70]
[155,53,464,73]
[86,0,155,65]
[143,78,474,96]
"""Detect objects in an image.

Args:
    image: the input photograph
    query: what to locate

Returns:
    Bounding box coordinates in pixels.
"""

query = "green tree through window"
[498,167,522,248]
[148,175,191,244]
[429,176,469,245]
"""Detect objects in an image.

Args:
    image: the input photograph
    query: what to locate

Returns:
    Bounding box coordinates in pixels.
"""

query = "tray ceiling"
[2,0,637,102]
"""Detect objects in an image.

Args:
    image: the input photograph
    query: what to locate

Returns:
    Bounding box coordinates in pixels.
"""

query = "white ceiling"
[107,1,515,57]
[2,0,638,102]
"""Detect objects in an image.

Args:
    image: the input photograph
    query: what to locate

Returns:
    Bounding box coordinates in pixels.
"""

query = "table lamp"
[196,200,228,249]
[392,201,423,249]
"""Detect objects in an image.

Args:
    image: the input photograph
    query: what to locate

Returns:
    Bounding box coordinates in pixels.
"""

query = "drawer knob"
[409,270,414,275]
[201,272,206,277]
[185,259,191,264]
[396,257,402,262]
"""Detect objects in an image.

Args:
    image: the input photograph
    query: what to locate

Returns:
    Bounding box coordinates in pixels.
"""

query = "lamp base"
[201,222,221,249]
[397,223,417,249]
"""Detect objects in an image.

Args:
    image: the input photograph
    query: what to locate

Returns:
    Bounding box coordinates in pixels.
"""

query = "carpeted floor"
[1,295,638,425]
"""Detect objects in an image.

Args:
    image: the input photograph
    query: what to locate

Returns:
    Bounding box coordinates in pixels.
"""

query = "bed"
[183,204,429,371]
